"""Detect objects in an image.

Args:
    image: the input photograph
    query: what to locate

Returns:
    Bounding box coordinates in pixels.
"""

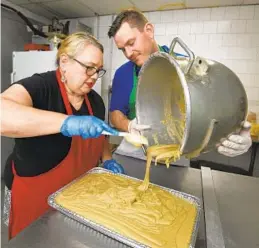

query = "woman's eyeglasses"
[73,58,106,78]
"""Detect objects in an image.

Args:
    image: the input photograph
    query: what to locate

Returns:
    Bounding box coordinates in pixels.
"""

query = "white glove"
[217,121,252,157]
[128,118,151,135]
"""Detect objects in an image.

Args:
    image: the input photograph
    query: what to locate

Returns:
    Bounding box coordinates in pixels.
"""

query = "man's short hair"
[108,9,148,38]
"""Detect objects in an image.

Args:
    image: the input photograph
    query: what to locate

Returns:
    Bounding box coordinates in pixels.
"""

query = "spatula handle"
[102,130,129,137]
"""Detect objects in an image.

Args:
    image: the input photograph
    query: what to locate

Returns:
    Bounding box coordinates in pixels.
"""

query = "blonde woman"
[1,32,124,239]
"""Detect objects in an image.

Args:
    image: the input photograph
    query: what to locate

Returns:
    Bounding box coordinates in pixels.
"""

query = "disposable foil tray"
[48,167,202,248]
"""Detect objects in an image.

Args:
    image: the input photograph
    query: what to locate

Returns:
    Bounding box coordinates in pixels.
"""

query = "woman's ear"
[59,53,69,68]
[144,22,155,39]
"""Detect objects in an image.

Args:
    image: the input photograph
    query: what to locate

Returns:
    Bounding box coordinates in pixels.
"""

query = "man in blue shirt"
[108,9,252,158]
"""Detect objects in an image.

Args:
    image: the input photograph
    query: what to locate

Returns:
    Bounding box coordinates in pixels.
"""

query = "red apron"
[8,69,105,239]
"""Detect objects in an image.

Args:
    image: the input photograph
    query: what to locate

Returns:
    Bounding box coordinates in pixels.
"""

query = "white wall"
[79,5,259,117]
[77,5,259,174]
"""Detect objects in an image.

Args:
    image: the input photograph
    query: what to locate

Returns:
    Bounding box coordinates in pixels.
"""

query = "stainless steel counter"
[7,154,259,248]
[212,169,259,248]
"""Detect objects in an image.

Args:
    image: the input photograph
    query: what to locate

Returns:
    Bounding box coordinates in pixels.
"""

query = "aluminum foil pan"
[48,167,202,248]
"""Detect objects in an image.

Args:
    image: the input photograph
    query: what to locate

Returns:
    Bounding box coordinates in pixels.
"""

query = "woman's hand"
[60,115,118,139]
[103,159,125,174]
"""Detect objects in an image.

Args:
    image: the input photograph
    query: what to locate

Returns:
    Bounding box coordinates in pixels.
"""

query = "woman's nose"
[90,72,98,80]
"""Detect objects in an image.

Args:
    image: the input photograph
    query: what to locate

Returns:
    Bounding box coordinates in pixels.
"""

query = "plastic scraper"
[102,130,149,146]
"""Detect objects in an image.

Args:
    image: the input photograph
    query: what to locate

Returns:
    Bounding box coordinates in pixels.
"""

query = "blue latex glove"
[103,159,125,174]
[61,115,118,139]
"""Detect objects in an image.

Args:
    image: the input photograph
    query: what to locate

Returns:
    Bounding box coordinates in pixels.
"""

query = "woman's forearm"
[1,98,67,138]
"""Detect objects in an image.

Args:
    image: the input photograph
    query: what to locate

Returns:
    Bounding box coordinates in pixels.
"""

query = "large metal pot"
[136,37,248,157]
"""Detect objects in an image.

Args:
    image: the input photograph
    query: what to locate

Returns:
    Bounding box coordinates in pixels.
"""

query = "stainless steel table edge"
[201,166,225,248]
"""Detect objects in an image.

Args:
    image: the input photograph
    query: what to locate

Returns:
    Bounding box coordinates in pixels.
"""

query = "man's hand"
[128,118,151,135]
[217,121,252,157]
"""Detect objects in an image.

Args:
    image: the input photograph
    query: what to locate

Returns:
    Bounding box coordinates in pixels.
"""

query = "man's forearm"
[110,110,130,132]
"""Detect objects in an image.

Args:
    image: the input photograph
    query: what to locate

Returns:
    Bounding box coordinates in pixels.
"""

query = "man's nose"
[125,47,133,59]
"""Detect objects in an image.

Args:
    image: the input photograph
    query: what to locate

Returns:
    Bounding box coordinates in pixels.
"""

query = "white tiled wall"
[78,5,259,172]
[79,5,259,116]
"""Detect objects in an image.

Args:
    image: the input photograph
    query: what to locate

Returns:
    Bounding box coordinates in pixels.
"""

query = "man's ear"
[144,22,155,39]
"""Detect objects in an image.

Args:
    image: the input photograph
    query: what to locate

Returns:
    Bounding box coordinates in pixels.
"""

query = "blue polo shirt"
[110,45,170,117]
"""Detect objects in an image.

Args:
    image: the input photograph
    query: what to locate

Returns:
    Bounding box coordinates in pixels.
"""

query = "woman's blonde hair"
[56,32,104,65]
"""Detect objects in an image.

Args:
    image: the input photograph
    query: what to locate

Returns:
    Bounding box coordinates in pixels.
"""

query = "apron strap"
[128,67,138,120]
[11,161,17,176]
[84,94,93,116]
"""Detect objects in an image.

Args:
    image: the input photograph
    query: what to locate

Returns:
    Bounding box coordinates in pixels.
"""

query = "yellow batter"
[251,123,259,139]
[138,144,181,191]
[55,172,197,248]
[148,76,186,173]
[162,77,186,145]
[140,76,186,183]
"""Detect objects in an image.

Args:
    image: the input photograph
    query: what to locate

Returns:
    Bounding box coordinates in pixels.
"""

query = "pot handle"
[169,37,195,75]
